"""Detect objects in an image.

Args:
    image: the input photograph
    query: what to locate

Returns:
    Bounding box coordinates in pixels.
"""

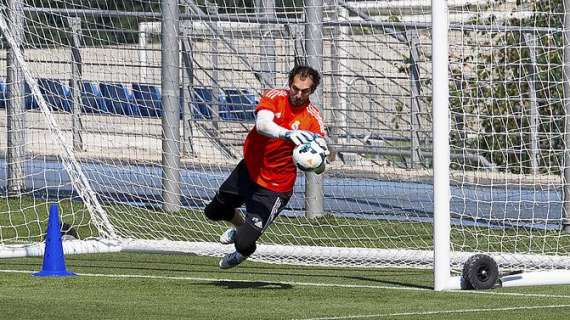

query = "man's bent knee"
[204,196,235,222]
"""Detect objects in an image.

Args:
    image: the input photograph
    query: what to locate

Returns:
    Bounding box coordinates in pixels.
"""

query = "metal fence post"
[408,30,422,168]
[258,0,276,88]
[523,32,540,176]
[162,0,181,212]
[304,0,324,219]
[181,20,195,157]
[68,17,84,152]
[6,0,26,196]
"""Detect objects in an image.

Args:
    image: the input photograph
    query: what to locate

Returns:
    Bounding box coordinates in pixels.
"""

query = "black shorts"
[213,160,292,232]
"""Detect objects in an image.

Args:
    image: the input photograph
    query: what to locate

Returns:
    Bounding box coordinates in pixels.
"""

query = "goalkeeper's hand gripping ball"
[284,130,316,145]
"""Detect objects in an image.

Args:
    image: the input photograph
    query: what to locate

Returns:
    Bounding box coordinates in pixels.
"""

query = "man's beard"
[289,96,307,107]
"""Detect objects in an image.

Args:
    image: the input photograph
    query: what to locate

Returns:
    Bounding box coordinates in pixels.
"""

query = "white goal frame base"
[2,239,570,290]
[444,270,570,290]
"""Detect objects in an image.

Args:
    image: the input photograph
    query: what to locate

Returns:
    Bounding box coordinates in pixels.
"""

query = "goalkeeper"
[203,65,329,269]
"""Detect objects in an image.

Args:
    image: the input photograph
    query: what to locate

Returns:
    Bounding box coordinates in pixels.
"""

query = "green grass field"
[2,198,570,319]
[1,252,570,320]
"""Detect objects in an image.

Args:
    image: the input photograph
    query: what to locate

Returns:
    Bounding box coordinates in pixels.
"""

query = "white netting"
[447,1,570,272]
[0,0,569,274]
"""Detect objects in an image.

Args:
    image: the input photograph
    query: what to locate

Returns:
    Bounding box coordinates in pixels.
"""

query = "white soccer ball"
[292,140,326,171]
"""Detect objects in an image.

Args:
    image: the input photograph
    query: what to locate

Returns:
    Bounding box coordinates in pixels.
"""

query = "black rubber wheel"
[461,254,499,290]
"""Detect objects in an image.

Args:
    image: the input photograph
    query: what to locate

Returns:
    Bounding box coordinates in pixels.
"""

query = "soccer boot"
[219,251,247,269]
[219,227,237,245]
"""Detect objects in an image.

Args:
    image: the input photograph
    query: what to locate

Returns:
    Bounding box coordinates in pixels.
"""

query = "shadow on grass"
[212,280,293,290]
[215,265,432,290]
[0,254,433,290]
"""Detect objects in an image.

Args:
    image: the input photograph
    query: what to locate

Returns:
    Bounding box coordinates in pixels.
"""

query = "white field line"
[293,304,570,320]
[1,268,570,300]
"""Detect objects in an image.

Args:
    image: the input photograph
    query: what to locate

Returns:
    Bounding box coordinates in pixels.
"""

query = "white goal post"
[1,0,570,291]
[431,0,453,291]
[432,0,570,290]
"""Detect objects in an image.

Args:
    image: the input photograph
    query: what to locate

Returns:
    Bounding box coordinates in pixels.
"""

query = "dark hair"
[288,65,321,93]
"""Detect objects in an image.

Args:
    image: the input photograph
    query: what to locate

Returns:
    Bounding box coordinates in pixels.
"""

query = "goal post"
[433,0,570,290]
[431,0,452,292]
[3,0,570,291]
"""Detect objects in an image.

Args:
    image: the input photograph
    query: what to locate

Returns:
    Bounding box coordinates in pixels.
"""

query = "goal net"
[1,0,570,289]
[434,0,570,288]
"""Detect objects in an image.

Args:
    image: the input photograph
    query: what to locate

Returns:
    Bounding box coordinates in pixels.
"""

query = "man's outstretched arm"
[256,109,315,145]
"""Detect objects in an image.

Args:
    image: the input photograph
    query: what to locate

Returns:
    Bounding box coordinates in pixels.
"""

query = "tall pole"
[304,0,324,218]
[208,4,220,132]
[257,0,276,88]
[563,0,570,233]
[139,24,148,84]
[432,0,452,291]
[181,20,195,157]
[6,0,26,196]
[330,2,348,162]
[408,30,422,169]
[523,33,539,176]
[161,0,181,212]
[69,17,84,152]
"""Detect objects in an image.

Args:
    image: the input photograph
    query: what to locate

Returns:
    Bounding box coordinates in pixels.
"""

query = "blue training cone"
[33,203,76,277]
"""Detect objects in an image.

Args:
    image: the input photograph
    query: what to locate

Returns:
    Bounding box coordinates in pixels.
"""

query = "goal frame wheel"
[461,254,499,290]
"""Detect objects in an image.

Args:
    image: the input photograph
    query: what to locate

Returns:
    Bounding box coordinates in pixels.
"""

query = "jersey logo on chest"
[291,120,300,130]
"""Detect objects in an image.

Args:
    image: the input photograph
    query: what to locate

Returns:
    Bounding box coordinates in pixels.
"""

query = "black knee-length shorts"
[209,160,292,233]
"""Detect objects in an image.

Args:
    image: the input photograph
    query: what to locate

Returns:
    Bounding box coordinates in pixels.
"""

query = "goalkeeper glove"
[313,136,329,175]
[283,130,316,145]
[313,136,330,156]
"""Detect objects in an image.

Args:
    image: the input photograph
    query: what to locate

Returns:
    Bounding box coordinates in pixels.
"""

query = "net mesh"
[0,0,568,272]
[447,1,570,271]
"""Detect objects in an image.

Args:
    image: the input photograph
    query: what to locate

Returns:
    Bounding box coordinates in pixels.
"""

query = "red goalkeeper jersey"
[243,89,325,192]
